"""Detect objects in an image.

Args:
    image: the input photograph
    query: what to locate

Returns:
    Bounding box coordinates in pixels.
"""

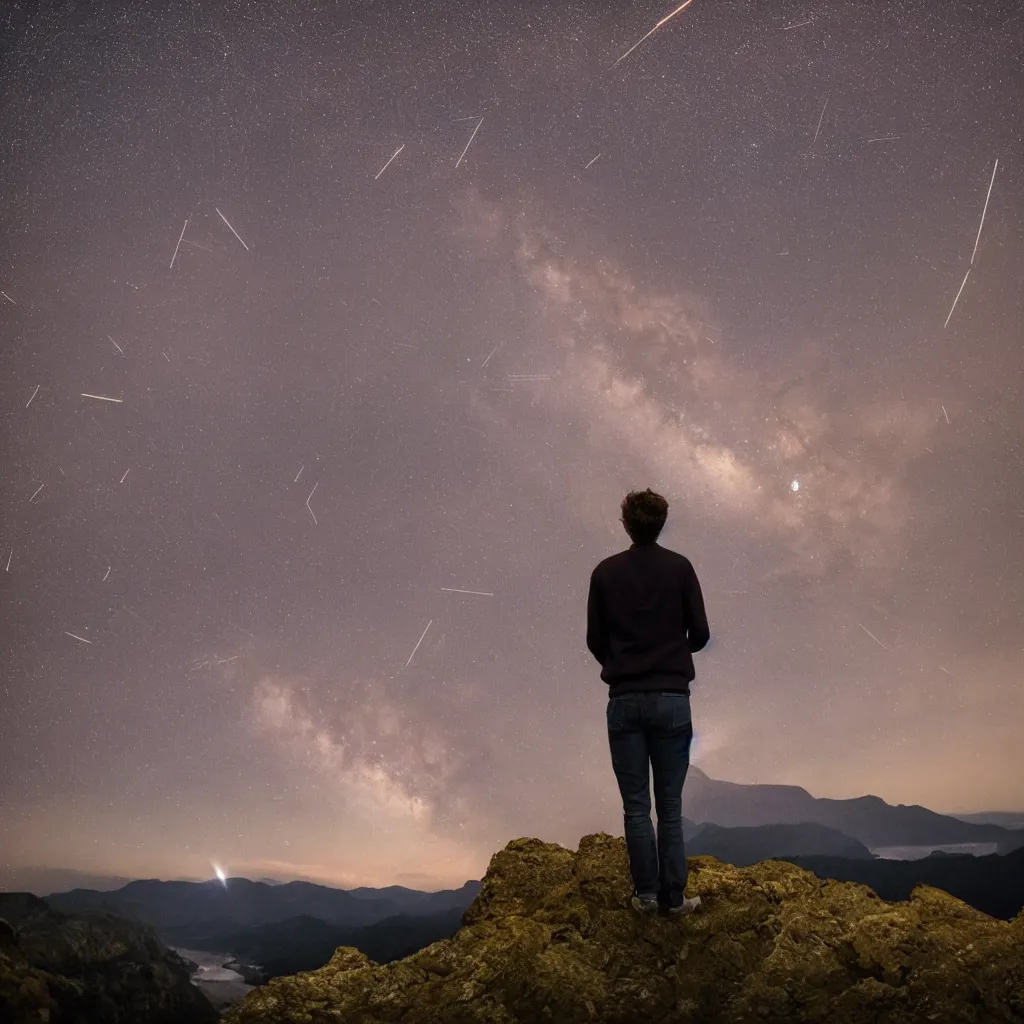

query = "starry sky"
[1,0,1022,895]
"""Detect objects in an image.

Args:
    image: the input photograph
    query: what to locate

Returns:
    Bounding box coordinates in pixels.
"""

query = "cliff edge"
[221,832,1024,1024]
[0,892,218,1023]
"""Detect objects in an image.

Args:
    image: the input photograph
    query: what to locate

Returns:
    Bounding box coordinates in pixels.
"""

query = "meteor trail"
[64,632,93,644]
[610,0,699,69]
[215,208,250,251]
[970,158,998,265]
[306,482,319,524]
[455,117,484,168]
[169,219,188,269]
[813,94,829,144]
[375,143,405,180]
[943,268,971,328]
[404,619,433,668]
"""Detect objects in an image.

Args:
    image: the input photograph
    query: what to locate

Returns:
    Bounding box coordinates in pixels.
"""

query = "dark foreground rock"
[0,892,218,1023]
[223,832,1024,1024]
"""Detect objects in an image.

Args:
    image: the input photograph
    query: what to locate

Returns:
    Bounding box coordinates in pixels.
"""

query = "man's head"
[620,489,668,544]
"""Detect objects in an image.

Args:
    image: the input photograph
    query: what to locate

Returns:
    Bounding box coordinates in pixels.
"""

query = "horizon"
[4,763,1023,897]
[2,1,1022,896]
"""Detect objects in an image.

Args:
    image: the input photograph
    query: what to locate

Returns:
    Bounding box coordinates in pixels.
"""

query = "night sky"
[2,0,1022,894]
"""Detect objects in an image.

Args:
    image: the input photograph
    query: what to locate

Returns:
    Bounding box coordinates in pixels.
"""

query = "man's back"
[587,542,710,698]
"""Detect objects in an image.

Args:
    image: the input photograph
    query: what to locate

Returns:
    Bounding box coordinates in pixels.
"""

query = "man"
[587,488,710,918]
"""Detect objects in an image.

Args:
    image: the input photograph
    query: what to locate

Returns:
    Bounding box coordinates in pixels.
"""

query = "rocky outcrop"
[222,832,1024,1024]
[0,892,218,1023]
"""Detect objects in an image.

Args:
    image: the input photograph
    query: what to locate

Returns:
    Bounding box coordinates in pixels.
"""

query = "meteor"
[610,0,699,69]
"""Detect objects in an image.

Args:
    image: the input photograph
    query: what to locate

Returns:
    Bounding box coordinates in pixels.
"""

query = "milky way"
[1,0,1022,893]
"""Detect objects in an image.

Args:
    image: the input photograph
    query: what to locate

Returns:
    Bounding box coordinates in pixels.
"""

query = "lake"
[173,947,255,1012]
[870,842,1000,860]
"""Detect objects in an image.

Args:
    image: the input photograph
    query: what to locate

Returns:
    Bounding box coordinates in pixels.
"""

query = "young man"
[587,489,710,918]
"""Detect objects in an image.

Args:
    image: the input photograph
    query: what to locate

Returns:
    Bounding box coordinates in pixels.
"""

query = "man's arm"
[683,558,711,652]
[586,569,609,665]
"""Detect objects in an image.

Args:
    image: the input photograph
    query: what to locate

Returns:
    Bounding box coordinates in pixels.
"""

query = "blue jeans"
[606,691,693,909]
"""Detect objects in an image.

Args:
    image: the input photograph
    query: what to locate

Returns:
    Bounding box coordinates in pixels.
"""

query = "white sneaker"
[668,895,701,916]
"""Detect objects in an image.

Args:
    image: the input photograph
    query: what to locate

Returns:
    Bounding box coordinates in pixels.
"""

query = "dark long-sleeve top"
[587,541,710,697]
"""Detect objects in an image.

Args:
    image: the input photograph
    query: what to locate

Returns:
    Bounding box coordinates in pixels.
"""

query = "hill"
[777,844,1024,922]
[221,832,1024,1024]
[46,876,483,934]
[683,766,1024,852]
[0,892,217,1023]
[685,821,875,864]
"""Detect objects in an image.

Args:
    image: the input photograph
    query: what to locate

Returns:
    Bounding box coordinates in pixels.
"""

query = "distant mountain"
[0,866,135,897]
[685,821,875,865]
[172,906,470,980]
[684,765,1024,852]
[777,844,1024,922]
[46,876,484,935]
[0,892,217,1023]
[950,811,1024,829]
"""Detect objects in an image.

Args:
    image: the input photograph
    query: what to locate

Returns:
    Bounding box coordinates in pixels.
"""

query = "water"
[173,947,256,1012]
[870,842,1000,860]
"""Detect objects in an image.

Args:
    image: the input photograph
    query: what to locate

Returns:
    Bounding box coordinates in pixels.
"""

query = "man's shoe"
[667,895,701,916]
[630,894,659,914]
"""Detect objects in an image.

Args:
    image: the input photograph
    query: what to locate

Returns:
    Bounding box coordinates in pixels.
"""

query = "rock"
[222,832,1024,1024]
[0,892,219,1023]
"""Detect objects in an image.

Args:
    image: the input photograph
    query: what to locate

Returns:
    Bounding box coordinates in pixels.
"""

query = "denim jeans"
[606,690,693,909]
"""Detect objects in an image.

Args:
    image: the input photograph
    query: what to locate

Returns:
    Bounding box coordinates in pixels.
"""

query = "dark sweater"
[587,541,710,697]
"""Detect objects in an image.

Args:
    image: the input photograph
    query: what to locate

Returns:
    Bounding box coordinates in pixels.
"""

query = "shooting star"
[215,207,250,251]
[610,0,699,69]
[783,18,812,30]
[102,566,111,582]
[306,481,319,524]
[867,136,899,143]
[294,465,304,483]
[28,484,44,503]
[81,394,122,403]
[108,335,124,354]
[451,114,483,122]
[0,291,14,304]
[169,219,188,269]
[440,587,495,597]
[64,632,93,644]
[813,94,829,144]
[5,549,11,572]
[970,157,999,265]
[942,405,950,424]
[455,116,484,168]
[405,619,433,668]
[481,345,499,367]
[120,468,130,483]
[857,623,889,650]
[26,385,40,408]
[943,268,971,328]
[375,143,405,180]
[585,153,602,169]
[183,238,214,252]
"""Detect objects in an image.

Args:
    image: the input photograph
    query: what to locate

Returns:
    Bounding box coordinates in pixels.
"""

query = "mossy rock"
[223,832,1024,1023]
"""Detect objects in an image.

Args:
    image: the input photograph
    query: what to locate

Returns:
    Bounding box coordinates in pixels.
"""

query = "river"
[173,947,257,1012]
